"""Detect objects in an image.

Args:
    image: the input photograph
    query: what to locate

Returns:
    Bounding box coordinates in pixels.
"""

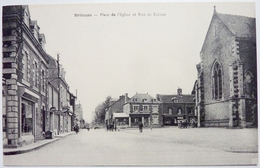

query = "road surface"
[3,127,258,166]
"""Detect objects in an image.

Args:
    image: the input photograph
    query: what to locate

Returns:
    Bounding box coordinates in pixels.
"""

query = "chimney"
[156,94,160,101]
[38,33,46,51]
[125,93,128,103]
[177,88,182,96]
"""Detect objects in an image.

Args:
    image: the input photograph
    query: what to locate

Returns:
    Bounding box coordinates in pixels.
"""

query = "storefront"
[113,113,129,127]
[18,86,39,145]
[162,114,187,126]
[67,112,73,131]
[129,113,150,127]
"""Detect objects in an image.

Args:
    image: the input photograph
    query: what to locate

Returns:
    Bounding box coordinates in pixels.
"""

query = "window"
[177,108,182,115]
[21,101,33,135]
[142,99,147,102]
[214,25,217,37]
[143,106,148,111]
[168,108,173,114]
[26,55,30,82]
[212,61,223,100]
[33,61,38,87]
[35,62,38,87]
[172,97,178,103]
[22,52,30,82]
[41,70,45,92]
[133,106,138,111]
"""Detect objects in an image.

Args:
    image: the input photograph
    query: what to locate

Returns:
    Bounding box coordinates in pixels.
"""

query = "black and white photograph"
[1,0,259,166]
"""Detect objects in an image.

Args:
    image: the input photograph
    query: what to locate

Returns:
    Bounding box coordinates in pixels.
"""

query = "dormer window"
[172,97,178,103]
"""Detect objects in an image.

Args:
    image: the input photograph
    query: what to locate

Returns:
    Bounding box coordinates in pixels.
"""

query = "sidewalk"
[3,131,75,155]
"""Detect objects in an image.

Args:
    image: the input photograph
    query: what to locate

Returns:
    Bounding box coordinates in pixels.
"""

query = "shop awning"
[113,113,129,119]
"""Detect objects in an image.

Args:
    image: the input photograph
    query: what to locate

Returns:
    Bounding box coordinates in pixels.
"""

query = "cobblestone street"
[3,127,258,166]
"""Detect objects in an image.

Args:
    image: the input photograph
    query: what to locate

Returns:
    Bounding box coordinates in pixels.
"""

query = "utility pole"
[57,53,60,134]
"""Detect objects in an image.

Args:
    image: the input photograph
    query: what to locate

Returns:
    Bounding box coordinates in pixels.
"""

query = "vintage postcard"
[1,0,258,167]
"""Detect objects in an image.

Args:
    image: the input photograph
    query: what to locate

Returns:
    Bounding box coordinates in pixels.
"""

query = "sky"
[1,1,258,123]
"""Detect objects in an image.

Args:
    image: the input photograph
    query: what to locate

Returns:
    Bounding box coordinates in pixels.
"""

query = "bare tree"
[92,96,111,125]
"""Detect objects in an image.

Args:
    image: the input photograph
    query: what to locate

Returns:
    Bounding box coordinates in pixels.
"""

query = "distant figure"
[114,125,117,132]
[74,124,79,134]
[139,122,143,133]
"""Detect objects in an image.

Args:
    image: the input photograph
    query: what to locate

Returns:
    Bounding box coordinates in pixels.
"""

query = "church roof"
[216,12,256,38]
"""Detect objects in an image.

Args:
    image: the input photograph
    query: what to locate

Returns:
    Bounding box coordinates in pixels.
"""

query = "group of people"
[73,122,146,133]
[106,124,120,132]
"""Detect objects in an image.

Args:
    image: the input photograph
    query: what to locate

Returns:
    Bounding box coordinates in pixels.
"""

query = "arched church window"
[212,61,223,100]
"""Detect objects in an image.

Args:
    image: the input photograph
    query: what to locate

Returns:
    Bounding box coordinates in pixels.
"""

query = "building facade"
[123,93,161,127]
[195,7,257,128]
[3,6,50,147]
[105,94,130,127]
[157,88,195,126]
[2,5,78,148]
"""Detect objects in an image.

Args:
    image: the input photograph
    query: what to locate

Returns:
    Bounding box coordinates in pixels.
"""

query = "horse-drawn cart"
[178,118,197,128]
[178,119,188,128]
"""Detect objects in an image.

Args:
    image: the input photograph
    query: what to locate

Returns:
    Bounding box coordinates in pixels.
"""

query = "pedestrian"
[114,125,117,132]
[139,122,143,133]
[74,124,79,134]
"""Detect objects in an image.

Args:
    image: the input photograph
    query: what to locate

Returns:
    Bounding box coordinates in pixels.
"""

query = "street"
[3,127,258,166]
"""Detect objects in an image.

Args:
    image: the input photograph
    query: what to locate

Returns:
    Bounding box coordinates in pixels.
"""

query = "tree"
[92,96,111,125]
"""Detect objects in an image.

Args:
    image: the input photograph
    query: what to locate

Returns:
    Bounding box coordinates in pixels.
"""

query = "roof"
[158,94,195,103]
[110,98,119,102]
[216,12,256,38]
[200,7,256,55]
[129,93,159,103]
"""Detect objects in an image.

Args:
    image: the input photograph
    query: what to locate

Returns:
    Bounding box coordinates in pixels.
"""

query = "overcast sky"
[1,1,258,123]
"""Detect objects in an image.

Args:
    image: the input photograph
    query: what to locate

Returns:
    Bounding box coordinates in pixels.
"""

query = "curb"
[226,150,258,153]
[3,139,59,155]
[4,132,75,155]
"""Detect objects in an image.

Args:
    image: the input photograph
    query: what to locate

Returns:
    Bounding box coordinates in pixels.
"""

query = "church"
[195,7,257,128]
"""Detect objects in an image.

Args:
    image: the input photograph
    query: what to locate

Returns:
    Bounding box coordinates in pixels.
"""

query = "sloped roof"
[110,98,119,102]
[46,54,57,68]
[129,93,158,103]
[159,94,195,103]
[217,13,256,38]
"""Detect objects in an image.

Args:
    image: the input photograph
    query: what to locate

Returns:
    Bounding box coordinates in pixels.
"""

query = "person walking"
[139,122,143,133]
[74,124,79,134]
